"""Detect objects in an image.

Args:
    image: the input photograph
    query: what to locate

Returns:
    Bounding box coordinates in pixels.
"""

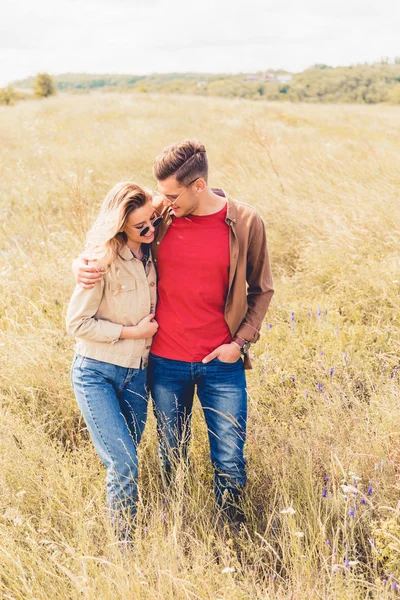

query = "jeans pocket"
[214,357,242,366]
[81,356,103,366]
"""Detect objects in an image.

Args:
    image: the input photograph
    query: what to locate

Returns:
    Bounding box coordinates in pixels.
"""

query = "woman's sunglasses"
[139,214,163,237]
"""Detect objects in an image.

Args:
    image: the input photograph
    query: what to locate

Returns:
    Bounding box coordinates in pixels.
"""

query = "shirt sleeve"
[235,213,274,343]
[66,279,123,343]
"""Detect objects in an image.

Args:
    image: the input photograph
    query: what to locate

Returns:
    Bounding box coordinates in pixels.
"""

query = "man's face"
[156,176,201,217]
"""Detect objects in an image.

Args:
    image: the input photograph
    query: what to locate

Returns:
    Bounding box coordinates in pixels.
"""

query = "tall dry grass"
[0,92,399,599]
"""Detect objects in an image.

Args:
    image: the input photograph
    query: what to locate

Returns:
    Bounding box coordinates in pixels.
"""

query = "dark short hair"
[153,139,208,184]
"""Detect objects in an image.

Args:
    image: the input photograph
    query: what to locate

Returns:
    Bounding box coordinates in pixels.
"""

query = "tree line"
[3,62,400,105]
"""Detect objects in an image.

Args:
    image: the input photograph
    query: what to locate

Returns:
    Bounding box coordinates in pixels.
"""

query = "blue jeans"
[148,354,247,520]
[71,355,148,538]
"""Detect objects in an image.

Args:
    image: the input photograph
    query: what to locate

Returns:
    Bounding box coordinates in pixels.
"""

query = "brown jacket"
[152,190,274,368]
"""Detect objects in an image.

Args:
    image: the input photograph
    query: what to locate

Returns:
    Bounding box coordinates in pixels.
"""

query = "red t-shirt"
[151,204,232,362]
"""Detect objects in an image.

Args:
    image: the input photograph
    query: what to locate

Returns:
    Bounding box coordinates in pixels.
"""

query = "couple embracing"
[66,139,274,541]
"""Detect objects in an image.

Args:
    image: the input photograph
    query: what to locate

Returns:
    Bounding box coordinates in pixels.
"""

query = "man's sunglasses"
[139,214,163,237]
[153,177,200,206]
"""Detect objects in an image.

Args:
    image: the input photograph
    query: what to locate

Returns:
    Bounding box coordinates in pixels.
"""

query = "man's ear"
[196,178,206,192]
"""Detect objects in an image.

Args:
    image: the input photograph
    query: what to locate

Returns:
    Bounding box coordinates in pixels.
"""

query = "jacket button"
[157,241,160,245]
[146,345,151,349]
[150,281,155,287]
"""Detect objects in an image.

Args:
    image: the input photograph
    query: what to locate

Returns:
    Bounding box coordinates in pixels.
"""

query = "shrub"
[0,86,17,105]
[34,73,56,98]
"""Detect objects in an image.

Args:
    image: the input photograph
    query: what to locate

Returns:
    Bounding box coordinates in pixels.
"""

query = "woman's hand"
[120,314,159,340]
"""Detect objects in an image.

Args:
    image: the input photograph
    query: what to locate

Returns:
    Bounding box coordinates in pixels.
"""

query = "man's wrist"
[232,336,251,354]
[231,341,241,352]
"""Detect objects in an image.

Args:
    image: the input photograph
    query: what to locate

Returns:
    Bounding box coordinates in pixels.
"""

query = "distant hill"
[11,63,400,104]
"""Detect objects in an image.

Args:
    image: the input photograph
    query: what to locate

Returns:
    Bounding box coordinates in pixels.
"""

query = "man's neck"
[191,188,226,216]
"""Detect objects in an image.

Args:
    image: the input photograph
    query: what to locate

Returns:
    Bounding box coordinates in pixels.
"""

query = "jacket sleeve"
[66,279,123,343]
[235,214,274,343]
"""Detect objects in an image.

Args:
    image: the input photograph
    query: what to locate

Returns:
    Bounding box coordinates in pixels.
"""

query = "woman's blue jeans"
[148,354,247,520]
[71,355,148,538]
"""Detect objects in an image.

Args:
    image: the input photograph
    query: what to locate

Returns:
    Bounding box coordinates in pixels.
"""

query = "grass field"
[1,92,400,599]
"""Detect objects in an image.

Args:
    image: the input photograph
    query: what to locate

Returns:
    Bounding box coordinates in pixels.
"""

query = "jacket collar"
[212,188,237,224]
[225,197,237,224]
[118,244,152,262]
[118,244,133,261]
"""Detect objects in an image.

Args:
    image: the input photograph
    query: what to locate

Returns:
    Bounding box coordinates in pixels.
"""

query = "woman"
[66,181,162,541]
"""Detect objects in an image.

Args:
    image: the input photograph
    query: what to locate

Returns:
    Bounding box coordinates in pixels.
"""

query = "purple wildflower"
[318,382,323,392]
[317,306,321,318]
[161,514,166,522]
[367,482,373,496]
[291,311,295,327]
[393,581,398,591]
[361,497,366,505]
[344,551,349,569]
[326,539,331,546]
[329,367,334,378]
[349,507,355,519]
[291,375,295,383]
[307,310,311,317]
[325,473,329,482]
[322,488,328,498]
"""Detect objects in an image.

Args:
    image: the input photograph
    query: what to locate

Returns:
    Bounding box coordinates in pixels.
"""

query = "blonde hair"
[85,182,151,268]
[153,139,208,185]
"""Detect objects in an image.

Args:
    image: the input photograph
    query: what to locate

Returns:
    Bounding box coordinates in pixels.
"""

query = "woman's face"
[123,201,158,245]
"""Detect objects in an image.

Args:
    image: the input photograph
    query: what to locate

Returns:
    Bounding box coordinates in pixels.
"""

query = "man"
[75,139,274,524]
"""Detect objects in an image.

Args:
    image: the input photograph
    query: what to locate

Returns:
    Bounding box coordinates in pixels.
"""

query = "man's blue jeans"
[148,354,247,519]
[71,355,148,538]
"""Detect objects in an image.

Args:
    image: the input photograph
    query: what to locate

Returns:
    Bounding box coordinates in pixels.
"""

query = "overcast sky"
[2,0,399,86]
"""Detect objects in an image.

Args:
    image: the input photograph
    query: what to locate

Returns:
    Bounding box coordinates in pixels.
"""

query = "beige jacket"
[66,245,157,369]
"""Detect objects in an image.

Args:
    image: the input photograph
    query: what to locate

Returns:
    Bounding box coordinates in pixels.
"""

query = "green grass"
[1,93,400,599]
